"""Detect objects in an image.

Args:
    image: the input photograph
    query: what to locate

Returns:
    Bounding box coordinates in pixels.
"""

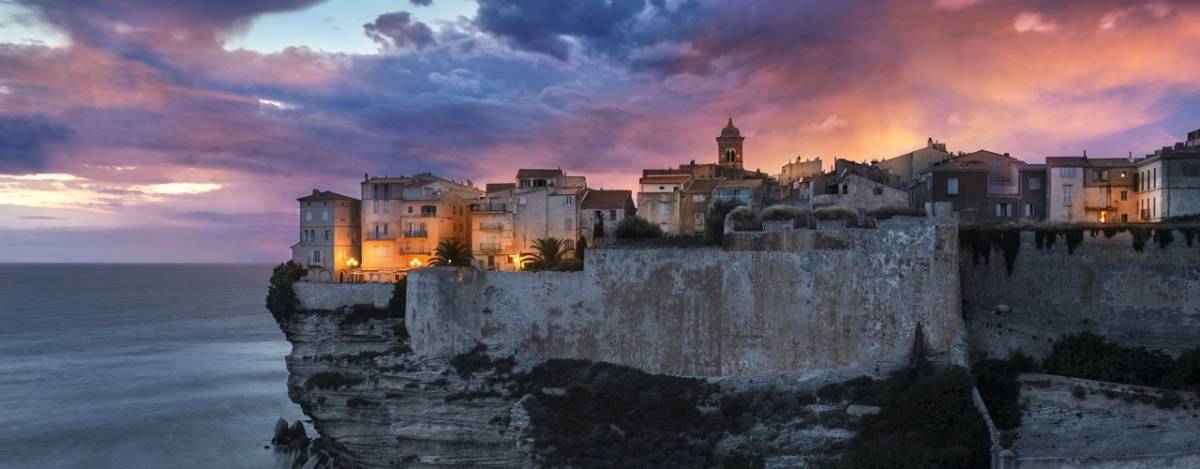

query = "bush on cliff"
[761,204,807,222]
[727,206,760,231]
[615,216,663,239]
[1165,348,1200,393]
[972,354,1032,431]
[267,261,307,321]
[1041,332,1175,387]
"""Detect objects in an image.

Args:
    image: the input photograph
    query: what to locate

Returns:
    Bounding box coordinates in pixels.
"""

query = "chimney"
[312,188,320,196]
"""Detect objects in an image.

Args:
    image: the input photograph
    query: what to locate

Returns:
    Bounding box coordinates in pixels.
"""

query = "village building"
[579,189,635,246]
[359,173,481,282]
[875,138,952,187]
[291,189,361,283]
[636,118,775,235]
[806,159,908,213]
[778,156,823,186]
[678,178,721,237]
[470,183,519,271]
[1131,130,1200,222]
[912,150,1044,223]
[1045,156,1136,223]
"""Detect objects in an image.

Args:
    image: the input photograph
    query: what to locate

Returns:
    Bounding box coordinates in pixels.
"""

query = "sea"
[0,264,306,469]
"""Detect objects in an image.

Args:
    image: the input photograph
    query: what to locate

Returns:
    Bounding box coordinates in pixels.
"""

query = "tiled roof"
[298,190,358,202]
[1045,157,1133,167]
[683,178,721,193]
[485,183,515,193]
[581,189,632,209]
[516,168,563,179]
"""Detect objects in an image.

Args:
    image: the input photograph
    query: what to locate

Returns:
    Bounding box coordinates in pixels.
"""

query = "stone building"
[473,169,587,269]
[579,189,635,246]
[291,189,361,283]
[778,156,823,185]
[1045,156,1135,223]
[912,150,1045,223]
[1131,130,1200,222]
[875,138,952,187]
[636,118,775,235]
[678,178,721,237]
[359,173,481,282]
[806,159,908,213]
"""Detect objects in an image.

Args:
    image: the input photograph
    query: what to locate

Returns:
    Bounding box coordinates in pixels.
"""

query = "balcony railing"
[366,232,396,241]
[403,230,428,238]
[1084,205,1117,212]
[473,203,509,212]
[416,212,437,217]
[478,243,504,253]
[478,222,506,231]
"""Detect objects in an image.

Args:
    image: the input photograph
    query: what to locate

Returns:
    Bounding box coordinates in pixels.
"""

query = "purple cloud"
[364,12,434,50]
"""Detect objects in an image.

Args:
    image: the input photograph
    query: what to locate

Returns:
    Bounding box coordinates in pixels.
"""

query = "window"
[305,211,312,221]
[407,206,413,214]
[995,203,1012,217]
[946,177,959,196]
[1095,170,1108,181]
[594,210,602,222]
[312,250,322,265]
[383,223,389,235]
[1121,214,1128,223]
[1028,177,1041,190]
[1062,185,1073,205]
[659,203,669,221]
[324,230,331,240]
[563,239,574,250]
[421,205,436,216]
[695,212,704,228]
[321,211,329,221]
[841,184,848,195]
[609,209,617,221]
[1153,168,1158,189]
[1059,168,1078,177]
[692,194,705,202]
[1023,203,1033,217]
[659,186,665,190]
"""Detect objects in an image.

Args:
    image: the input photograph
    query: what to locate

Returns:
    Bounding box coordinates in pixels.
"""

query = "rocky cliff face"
[276,308,529,468]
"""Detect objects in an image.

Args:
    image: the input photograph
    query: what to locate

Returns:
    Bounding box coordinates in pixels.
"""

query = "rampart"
[404,220,966,378]
[961,230,1200,359]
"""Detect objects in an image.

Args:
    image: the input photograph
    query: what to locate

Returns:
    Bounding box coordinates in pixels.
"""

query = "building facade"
[1132,132,1200,222]
[359,173,482,282]
[1045,157,1135,223]
[913,150,1044,223]
[579,189,635,246]
[875,138,952,187]
[291,189,361,283]
[807,159,908,213]
[470,183,519,271]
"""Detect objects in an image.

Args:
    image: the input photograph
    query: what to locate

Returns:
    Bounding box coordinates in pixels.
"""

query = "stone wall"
[961,230,1200,359]
[295,282,393,310]
[405,221,966,379]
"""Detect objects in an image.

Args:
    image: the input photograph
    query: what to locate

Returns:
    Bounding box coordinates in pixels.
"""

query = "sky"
[1,0,1199,262]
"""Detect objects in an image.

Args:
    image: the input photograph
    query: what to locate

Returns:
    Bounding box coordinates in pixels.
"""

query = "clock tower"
[717,117,744,169]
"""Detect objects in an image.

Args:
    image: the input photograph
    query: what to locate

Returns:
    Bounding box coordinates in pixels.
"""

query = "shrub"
[1042,332,1176,387]
[761,204,806,221]
[553,258,584,272]
[575,236,587,260]
[449,343,516,379]
[972,358,1023,430]
[813,207,857,222]
[615,216,663,239]
[1000,229,1021,275]
[1064,228,1084,255]
[727,206,759,231]
[705,199,743,244]
[1131,228,1151,252]
[1164,348,1200,393]
[1155,228,1175,249]
[266,261,307,321]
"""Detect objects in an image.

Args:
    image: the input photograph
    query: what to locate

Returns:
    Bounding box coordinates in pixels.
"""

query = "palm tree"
[428,240,473,266]
[521,237,570,270]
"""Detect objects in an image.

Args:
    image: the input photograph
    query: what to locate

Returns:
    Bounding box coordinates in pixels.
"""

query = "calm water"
[0,264,305,468]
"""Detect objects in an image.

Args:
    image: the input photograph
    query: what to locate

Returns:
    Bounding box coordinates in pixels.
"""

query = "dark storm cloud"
[363,12,435,50]
[0,114,72,173]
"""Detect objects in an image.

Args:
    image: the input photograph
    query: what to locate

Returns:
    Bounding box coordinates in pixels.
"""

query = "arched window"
[725,148,737,162]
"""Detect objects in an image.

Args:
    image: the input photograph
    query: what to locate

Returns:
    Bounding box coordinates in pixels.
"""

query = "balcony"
[478,243,504,253]
[478,222,506,231]
[403,230,428,238]
[1084,205,1117,212]
[366,232,396,241]
[416,212,437,218]
[473,203,509,212]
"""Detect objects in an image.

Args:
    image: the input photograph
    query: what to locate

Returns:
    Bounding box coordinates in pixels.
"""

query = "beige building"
[1046,157,1135,224]
[291,189,361,283]
[470,183,519,271]
[875,138,952,187]
[778,156,822,185]
[637,169,690,234]
[359,173,482,282]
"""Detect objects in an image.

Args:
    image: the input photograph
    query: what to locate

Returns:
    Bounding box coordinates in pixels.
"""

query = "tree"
[576,236,588,261]
[615,216,663,239]
[705,199,743,244]
[522,237,571,270]
[428,239,473,266]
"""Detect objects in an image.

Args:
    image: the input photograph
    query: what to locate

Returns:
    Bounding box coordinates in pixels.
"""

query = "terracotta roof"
[581,189,632,209]
[516,168,563,179]
[485,183,515,193]
[298,190,358,202]
[683,178,721,193]
[639,175,692,184]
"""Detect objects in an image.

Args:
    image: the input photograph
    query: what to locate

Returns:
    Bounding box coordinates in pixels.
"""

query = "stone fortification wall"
[294,282,393,310]
[405,221,966,378]
[961,230,1200,359]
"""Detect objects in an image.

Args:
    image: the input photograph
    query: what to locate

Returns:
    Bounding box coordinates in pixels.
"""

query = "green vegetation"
[522,237,572,270]
[593,217,604,239]
[615,215,664,239]
[761,204,807,222]
[266,261,307,321]
[553,257,584,271]
[727,206,759,231]
[972,351,1038,431]
[812,207,857,222]
[428,239,473,266]
[705,199,742,244]
[1042,332,1176,387]
[1064,228,1084,255]
[1155,228,1175,249]
[449,343,516,380]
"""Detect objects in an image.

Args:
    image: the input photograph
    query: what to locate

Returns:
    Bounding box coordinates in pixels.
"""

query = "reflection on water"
[0,264,305,469]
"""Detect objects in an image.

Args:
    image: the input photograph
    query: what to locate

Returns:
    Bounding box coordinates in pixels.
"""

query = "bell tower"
[717,117,744,169]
